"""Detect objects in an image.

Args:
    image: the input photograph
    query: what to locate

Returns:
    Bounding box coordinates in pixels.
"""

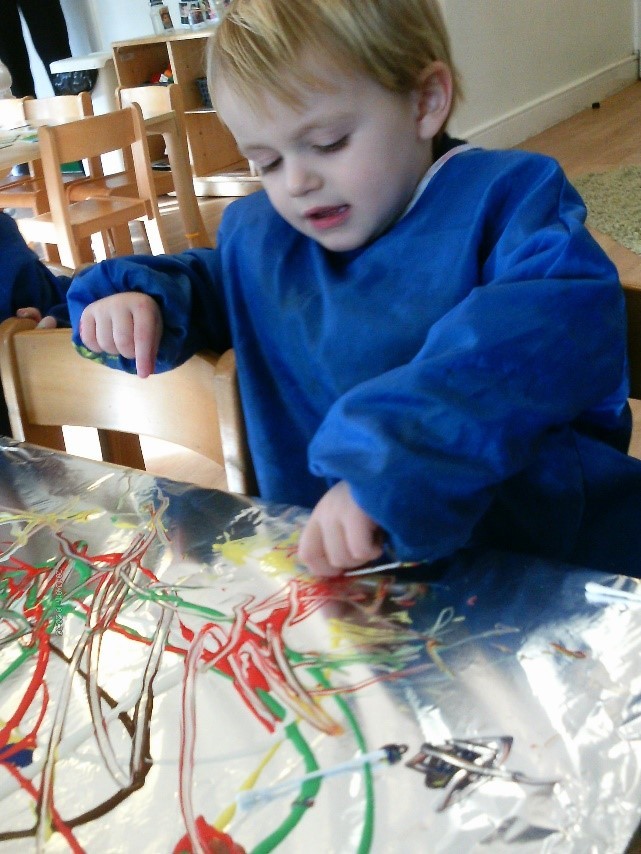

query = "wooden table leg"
[153,113,211,250]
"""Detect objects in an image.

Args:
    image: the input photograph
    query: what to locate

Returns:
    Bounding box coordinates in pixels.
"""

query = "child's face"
[215,57,444,251]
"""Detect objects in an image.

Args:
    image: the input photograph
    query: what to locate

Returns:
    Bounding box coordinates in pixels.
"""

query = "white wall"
[445,0,639,147]
[29,0,640,147]
[85,0,184,49]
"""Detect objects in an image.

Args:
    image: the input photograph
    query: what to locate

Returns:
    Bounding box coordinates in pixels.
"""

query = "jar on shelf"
[149,0,174,34]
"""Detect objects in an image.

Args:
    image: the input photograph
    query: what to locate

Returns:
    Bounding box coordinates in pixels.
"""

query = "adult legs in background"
[0,1,35,97]
[19,0,72,91]
[0,0,71,98]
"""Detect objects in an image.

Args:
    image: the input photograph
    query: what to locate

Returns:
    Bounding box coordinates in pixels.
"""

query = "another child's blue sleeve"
[0,212,71,325]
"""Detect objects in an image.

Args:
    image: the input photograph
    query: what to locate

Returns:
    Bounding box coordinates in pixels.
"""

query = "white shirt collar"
[401,143,475,219]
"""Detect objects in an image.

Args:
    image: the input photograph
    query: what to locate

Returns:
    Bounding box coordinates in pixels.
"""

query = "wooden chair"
[119,84,195,200]
[0,93,97,262]
[17,104,170,268]
[0,317,254,494]
[0,96,35,190]
[0,94,97,203]
[65,83,210,251]
[66,84,179,203]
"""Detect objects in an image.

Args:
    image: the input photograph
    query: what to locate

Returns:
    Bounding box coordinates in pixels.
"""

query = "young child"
[66,0,641,578]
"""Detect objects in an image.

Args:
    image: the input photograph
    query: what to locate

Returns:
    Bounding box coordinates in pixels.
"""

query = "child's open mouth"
[305,205,350,230]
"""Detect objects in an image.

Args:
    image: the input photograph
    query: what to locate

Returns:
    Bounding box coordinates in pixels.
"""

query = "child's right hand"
[79,292,163,378]
[298,480,383,577]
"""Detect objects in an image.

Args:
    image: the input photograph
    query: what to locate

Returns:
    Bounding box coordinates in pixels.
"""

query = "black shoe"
[10,163,30,178]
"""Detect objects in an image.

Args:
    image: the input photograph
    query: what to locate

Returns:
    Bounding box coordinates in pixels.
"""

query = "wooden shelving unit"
[111,29,260,197]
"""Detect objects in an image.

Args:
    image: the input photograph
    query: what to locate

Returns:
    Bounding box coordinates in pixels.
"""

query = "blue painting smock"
[67,141,641,576]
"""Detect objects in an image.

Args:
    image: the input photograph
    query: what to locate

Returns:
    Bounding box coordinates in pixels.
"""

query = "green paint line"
[250,720,321,854]
[0,645,35,682]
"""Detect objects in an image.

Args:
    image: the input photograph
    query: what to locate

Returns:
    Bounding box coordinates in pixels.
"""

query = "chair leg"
[41,244,62,265]
[98,429,146,469]
[57,240,81,270]
[130,220,150,253]
[143,215,169,256]
[77,237,94,263]
[32,193,62,265]
[108,224,134,257]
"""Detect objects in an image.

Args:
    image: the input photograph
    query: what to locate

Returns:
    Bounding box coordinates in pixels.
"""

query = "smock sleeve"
[66,248,230,373]
[307,159,627,561]
[0,212,71,325]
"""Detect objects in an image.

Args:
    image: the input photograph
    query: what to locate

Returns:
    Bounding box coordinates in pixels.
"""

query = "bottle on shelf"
[149,0,174,34]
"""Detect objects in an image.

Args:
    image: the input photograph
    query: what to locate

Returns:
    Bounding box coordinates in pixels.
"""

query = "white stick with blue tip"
[235,743,407,810]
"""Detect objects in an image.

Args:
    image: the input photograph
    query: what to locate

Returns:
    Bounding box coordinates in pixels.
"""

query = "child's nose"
[284,159,321,196]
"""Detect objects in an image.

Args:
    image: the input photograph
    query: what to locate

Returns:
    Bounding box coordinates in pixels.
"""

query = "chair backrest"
[117,83,184,120]
[38,103,156,200]
[23,92,94,123]
[22,92,101,179]
[0,317,253,493]
[623,283,641,401]
[116,83,185,191]
[0,96,30,129]
[31,103,166,264]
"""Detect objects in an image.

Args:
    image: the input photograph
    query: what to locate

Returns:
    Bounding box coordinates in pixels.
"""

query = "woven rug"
[572,165,641,255]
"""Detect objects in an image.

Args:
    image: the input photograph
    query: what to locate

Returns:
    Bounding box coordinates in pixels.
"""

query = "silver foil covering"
[1,439,640,853]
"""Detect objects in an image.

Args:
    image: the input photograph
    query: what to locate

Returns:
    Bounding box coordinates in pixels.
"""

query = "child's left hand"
[298,480,383,576]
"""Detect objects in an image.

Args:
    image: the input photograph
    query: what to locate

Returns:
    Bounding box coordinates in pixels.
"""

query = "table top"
[0,112,177,172]
[0,126,40,170]
[1,439,640,852]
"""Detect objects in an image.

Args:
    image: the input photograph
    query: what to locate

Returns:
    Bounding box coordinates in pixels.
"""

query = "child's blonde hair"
[209,0,461,116]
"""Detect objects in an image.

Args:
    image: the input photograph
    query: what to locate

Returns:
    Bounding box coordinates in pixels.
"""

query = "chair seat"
[0,173,35,192]
[0,180,48,207]
[68,169,174,202]
[18,196,149,241]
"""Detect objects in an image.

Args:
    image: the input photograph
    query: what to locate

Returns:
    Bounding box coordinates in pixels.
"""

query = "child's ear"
[413,61,453,140]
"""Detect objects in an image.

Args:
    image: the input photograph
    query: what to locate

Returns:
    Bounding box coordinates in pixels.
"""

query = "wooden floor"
[151,193,234,255]
[69,80,641,483]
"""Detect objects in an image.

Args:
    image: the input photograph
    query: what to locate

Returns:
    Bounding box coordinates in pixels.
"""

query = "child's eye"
[258,157,282,175]
[314,135,349,154]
